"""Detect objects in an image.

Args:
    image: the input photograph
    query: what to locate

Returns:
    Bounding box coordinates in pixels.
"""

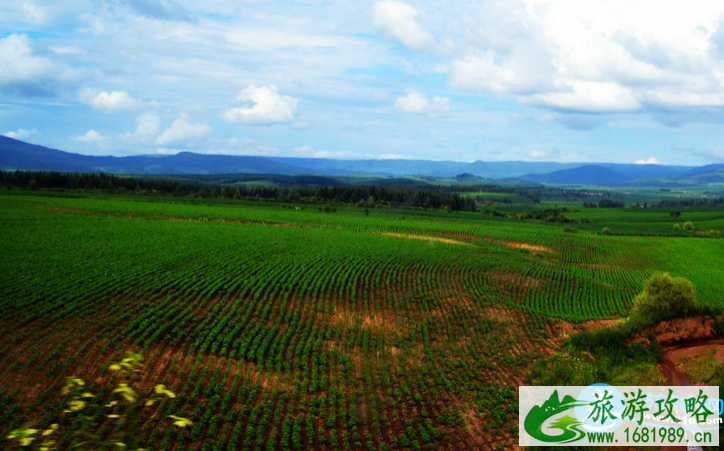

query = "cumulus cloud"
[0,34,76,96]
[449,51,553,95]
[4,128,41,142]
[81,90,144,112]
[119,113,161,142]
[373,1,443,54]
[155,118,212,145]
[221,85,298,125]
[524,81,641,113]
[73,129,105,143]
[634,157,663,165]
[442,1,724,115]
[395,90,450,115]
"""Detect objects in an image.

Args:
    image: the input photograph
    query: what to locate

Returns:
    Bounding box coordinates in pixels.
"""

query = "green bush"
[602,227,611,235]
[527,351,598,386]
[632,272,696,317]
[683,221,694,231]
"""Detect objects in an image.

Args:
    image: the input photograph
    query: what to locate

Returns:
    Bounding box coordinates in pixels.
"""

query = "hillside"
[2,136,707,186]
[517,165,632,186]
[0,136,580,178]
[2,193,723,450]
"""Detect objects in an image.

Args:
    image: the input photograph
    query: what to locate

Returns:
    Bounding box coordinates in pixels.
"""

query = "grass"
[608,362,666,385]
[677,349,721,384]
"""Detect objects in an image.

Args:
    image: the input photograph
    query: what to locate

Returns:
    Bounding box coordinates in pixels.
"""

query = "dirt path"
[658,338,724,386]
[657,341,720,450]
[658,358,689,386]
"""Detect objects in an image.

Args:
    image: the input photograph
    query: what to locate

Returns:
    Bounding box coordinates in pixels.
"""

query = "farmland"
[1,190,723,450]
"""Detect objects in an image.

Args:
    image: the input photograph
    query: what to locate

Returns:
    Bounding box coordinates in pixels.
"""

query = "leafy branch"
[7,351,192,451]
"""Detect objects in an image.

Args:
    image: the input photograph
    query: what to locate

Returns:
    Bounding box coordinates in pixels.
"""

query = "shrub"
[527,351,598,386]
[632,272,696,317]
[602,227,611,235]
[683,221,694,231]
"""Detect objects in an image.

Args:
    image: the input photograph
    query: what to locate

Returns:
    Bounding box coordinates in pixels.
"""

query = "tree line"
[0,170,476,211]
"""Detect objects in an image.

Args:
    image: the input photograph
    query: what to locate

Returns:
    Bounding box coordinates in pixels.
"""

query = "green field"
[1,191,723,450]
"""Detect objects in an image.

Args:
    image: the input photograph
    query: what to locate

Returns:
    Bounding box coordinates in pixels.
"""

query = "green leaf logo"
[524,390,588,443]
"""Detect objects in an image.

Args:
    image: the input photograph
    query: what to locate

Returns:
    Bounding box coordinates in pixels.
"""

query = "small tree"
[632,272,697,317]
[602,227,611,235]
[683,221,694,231]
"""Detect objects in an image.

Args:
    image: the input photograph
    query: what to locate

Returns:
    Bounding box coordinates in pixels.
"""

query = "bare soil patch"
[549,318,620,343]
[321,303,407,336]
[46,204,307,228]
[480,304,516,319]
[367,231,474,246]
[485,271,541,291]
[501,240,554,253]
[47,205,94,214]
[666,341,724,366]
[654,316,717,346]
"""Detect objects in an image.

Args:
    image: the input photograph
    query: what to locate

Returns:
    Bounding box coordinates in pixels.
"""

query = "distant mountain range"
[2,136,723,188]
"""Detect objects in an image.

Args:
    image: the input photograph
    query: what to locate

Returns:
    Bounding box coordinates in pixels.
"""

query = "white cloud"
[634,157,663,165]
[0,34,76,96]
[294,145,361,159]
[441,1,724,114]
[395,90,450,115]
[4,128,41,141]
[49,46,83,55]
[528,150,547,160]
[155,118,212,145]
[221,85,298,125]
[379,153,413,159]
[119,113,161,143]
[373,1,442,54]
[81,90,144,112]
[73,129,104,143]
[449,51,552,95]
[672,144,724,163]
[524,81,641,113]
[23,3,48,25]
[294,145,315,156]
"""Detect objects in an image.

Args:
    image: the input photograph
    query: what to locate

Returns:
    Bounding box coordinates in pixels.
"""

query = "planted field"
[1,193,723,450]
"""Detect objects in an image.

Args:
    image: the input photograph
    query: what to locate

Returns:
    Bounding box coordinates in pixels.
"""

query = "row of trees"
[0,170,476,211]
[653,198,724,208]
[583,199,626,208]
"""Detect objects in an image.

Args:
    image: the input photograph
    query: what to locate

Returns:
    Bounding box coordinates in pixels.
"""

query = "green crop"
[1,192,722,450]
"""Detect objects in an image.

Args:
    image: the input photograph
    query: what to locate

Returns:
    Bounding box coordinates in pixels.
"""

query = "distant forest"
[0,170,478,211]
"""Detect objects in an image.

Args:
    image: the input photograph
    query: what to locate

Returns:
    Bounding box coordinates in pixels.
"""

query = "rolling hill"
[3,136,722,188]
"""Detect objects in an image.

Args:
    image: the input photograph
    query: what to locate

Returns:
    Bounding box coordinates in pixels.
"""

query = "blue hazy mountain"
[515,164,700,186]
[1,136,718,187]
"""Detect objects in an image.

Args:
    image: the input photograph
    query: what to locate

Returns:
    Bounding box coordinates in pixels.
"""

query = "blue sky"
[2,0,724,165]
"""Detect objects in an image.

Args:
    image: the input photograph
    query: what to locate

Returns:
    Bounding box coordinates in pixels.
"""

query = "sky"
[2,0,724,165]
